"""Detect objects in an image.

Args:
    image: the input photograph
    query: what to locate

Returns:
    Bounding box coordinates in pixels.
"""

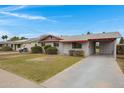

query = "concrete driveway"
[41,55,124,88]
[0,69,41,88]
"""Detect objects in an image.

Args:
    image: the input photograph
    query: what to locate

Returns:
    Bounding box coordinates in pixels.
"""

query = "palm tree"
[4,35,8,41]
[1,35,5,41]
[1,35,8,41]
[120,37,124,44]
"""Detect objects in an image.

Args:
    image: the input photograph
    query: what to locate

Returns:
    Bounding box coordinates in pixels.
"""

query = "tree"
[87,31,91,35]
[20,37,27,40]
[1,35,5,41]
[4,35,8,41]
[9,36,27,41]
[119,37,124,44]
[10,36,20,41]
[1,35,8,41]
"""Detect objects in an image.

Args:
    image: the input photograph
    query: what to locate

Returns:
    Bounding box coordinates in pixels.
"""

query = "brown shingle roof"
[60,32,121,41]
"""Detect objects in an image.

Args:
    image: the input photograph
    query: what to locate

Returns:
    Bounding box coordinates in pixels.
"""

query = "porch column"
[14,44,16,51]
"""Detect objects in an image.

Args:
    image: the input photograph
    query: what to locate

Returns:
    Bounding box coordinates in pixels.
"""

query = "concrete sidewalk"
[0,69,42,88]
[41,55,124,88]
[0,52,19,55]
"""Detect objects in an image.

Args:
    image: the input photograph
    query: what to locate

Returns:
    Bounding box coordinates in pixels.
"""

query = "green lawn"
[0,53,82,83]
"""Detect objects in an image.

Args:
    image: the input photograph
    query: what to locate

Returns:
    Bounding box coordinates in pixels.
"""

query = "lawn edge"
[116,58,124,74]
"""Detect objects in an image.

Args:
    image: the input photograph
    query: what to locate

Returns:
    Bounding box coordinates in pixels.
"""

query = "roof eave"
[60,40,88,43]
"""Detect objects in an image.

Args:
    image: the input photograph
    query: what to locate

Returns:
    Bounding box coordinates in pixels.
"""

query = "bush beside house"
[117,37,124,55]
[44,45,51,53]
[117,45,124,55]
[31,46,42,53]
[69,50,85,57]
[46,47,58,54]
[31,45,58,54]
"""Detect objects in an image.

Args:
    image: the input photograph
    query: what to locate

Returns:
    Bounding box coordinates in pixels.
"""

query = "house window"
[54,42,59,47]
[72,42,82,49]
[41,42,45,46]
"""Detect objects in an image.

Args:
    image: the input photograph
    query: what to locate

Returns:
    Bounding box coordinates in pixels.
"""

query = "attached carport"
[88,38,116,58]
[85,32,122,59]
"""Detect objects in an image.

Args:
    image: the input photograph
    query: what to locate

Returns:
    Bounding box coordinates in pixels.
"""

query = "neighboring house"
[0,32,121,58]
[0,41,6,49]
[7,40,29,51]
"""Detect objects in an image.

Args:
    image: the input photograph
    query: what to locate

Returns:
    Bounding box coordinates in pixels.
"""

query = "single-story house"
[0,32,121,58]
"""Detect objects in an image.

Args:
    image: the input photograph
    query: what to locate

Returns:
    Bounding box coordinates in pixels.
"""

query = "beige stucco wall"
[45,42,53,46]
[82,42,89,56]
[99,40,115,55]
[59,42,89,56]
[62,42,72,55]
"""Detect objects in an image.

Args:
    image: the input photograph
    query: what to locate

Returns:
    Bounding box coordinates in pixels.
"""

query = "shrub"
[69,50,85,57]
[31,46,42,53]
[44,45,51,53]
[69,50,74,56]
[1,46,13,51]
[44,45,51,50]
[46,47,58,54]
[117,45,124,54]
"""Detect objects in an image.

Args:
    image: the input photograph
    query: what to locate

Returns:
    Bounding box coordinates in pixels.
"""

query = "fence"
[117,44,124,55]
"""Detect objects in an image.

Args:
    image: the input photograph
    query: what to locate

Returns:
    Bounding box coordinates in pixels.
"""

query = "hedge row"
[0,46,13,51]
[46,47,58,54]
[31,45,58,54]
[31,46,43,53]
[69,50,85,57]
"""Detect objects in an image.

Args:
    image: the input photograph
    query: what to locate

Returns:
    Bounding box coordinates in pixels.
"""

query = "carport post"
[114,39,117,60]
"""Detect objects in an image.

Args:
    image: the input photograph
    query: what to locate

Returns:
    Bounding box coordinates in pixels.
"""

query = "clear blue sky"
[0,5,124,40]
